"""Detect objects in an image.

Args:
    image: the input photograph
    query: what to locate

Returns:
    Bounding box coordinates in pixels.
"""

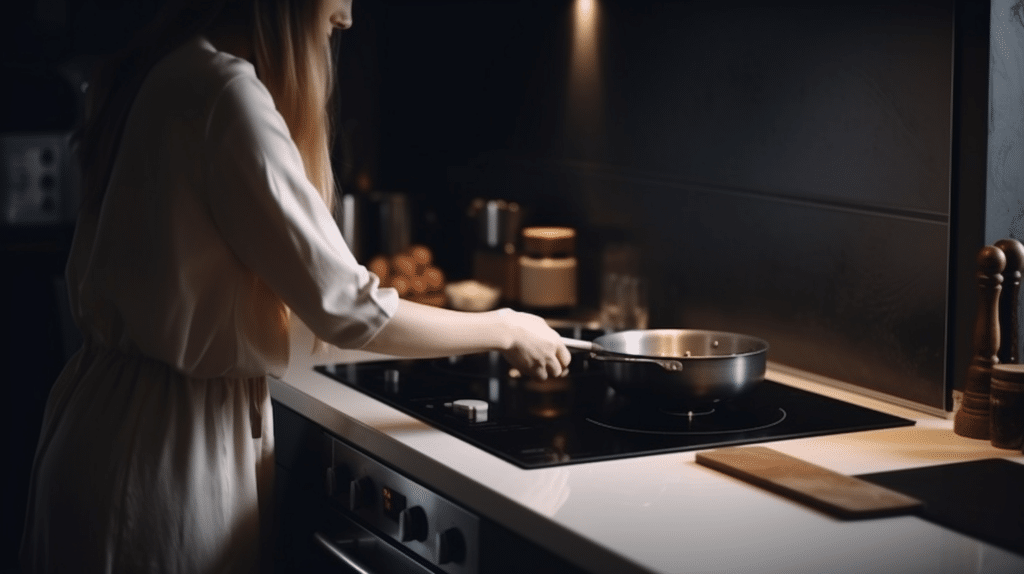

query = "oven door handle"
[313,531,380,574]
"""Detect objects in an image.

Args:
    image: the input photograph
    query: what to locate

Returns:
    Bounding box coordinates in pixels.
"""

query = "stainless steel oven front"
[272,399,589,574]
[315,433,481,574]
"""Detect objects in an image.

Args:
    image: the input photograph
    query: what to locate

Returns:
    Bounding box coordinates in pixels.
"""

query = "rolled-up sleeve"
[202,71,398,349]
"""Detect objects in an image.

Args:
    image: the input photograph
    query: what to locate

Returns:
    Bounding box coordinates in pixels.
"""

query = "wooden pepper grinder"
[990,239,1024,450]
[995,238,1023,364]
[953,245,1006,439]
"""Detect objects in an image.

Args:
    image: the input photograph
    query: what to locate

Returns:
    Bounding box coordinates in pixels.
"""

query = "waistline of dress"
[76,339,268,439]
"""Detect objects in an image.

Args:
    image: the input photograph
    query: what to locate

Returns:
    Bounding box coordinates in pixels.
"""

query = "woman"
[19,0,571,572]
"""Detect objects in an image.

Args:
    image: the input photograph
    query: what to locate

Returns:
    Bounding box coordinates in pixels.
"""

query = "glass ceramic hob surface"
[315,351,914,469]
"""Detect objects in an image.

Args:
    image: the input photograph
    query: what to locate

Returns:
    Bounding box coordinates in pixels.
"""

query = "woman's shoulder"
[138,35,267,120]
[162,35,257,87]
[139,35,253,104]
[126,34,270,138]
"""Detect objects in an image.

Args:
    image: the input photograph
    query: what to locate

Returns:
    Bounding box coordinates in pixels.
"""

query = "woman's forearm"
[359,299,512,357]
[359,299,570,379]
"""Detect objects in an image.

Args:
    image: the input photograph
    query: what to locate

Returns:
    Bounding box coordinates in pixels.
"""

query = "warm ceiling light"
[567,0,604,156]
[576,0,595,26]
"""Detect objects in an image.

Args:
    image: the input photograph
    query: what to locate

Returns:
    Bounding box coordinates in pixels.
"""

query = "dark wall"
[363,0,966,410]
[986,0,1024,337]
[334,0,571,269]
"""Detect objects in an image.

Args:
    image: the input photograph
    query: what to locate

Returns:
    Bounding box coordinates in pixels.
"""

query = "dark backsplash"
[360,0,1010,411]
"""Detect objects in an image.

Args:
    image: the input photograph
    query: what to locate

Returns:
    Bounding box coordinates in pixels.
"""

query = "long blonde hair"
[76,0,337,213]
[252,0,337,212]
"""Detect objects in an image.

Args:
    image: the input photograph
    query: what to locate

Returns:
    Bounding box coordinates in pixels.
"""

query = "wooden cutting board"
[695,446,922,519]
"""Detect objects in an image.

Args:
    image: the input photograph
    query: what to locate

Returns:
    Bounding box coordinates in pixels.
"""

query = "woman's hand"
[495,309,571,380]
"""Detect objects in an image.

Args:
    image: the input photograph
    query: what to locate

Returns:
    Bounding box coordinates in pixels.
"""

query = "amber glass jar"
[518,227,577,312]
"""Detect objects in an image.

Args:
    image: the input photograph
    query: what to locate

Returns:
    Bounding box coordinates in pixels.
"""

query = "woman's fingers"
[497,310,572,380]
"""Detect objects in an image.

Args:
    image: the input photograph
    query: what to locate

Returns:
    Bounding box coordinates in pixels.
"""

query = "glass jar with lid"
[518,226,578,313]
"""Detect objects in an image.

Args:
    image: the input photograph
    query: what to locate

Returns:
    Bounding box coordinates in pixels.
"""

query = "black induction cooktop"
[315,350,914,469]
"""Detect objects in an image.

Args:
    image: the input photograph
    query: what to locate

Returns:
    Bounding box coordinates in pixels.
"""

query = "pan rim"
[593,328,770,360]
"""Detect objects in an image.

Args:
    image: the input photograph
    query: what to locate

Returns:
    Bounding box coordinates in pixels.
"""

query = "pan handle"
[587,352,684,372]
[560,337,684,372]
[561,337,597,352]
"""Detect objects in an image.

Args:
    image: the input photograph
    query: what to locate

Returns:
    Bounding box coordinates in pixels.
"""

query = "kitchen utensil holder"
[469,198,522,303]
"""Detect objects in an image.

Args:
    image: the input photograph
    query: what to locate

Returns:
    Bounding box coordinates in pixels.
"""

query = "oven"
[272,400,589,574]
[315,432,480,574]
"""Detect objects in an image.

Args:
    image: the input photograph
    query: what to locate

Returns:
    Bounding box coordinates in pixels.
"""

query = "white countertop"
[272,323,1024,574]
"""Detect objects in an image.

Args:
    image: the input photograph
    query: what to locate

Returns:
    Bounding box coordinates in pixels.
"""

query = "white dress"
[20,36,398,573]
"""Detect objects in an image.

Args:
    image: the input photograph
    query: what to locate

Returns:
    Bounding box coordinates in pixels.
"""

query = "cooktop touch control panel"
[324,434,480,574]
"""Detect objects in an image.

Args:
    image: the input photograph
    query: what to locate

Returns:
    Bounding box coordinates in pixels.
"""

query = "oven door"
[274,399,457,574]
[313,515,438,574]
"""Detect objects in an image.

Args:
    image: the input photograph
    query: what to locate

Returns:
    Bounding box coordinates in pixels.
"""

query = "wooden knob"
[997,238,1024,271]
[977,245,1007,278]
[995,239,1023,365]
[954,246,1006,439]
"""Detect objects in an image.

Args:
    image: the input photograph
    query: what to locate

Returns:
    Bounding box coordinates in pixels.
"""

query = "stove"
[315,348,914,469]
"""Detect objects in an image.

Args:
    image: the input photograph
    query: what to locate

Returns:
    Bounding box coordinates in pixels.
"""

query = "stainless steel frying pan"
[562,329,769,404]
